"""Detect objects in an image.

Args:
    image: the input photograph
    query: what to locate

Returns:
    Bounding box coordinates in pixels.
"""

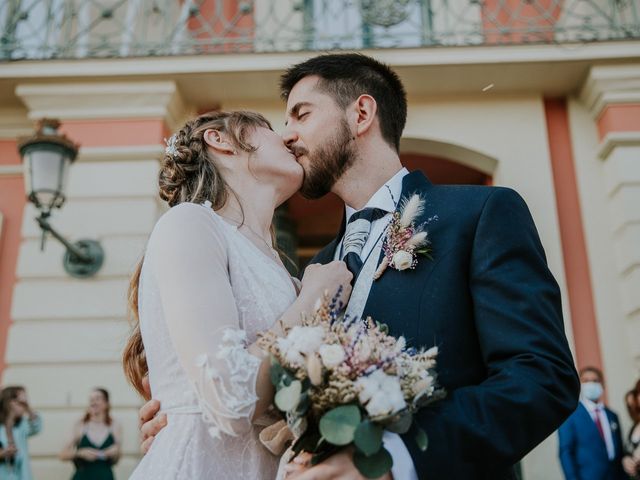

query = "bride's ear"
[203,129,237,155]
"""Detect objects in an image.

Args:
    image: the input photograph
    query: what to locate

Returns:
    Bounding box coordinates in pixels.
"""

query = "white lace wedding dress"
[129,201,298,479]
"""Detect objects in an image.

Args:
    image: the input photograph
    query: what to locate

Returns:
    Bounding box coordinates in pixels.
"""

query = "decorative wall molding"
[15,81,189,132]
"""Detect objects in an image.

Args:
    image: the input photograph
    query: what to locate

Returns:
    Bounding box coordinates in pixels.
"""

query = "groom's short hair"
[280,53,407,152]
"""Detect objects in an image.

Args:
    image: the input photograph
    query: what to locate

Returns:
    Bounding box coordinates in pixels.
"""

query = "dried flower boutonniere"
[374,194,433,280]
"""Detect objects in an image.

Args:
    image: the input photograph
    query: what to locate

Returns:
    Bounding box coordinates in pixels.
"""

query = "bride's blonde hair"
[123,111,273,397]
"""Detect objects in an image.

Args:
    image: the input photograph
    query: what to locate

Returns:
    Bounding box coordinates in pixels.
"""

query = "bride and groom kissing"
[122,53,580,479]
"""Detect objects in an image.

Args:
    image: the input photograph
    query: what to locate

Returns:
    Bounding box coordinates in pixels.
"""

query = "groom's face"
[283,75,357,199]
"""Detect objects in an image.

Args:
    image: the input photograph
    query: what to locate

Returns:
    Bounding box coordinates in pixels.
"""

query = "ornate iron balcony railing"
[1,0,639,61]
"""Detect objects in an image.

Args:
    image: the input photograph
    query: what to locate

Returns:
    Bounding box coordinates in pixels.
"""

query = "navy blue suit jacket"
[558,402,626,480]
[311,171,580,479]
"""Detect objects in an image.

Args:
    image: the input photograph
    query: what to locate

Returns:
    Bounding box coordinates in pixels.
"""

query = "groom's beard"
[299,119,356,200]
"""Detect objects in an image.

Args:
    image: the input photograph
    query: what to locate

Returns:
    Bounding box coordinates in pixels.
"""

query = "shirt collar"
[345,167,409,222]
[581,397,604,412]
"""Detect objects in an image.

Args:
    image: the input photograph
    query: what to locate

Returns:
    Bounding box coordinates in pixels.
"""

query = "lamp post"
[18,119,104,278]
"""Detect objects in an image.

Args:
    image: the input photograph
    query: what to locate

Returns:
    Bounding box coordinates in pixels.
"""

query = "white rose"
[364,392,393,417]
[355,372,382,403]
[388,389,407,414]
[284,349,305,366]
[380,374,406,411]
[391,250,413,271]
[356,370,407,417]
[319,344,345,369]
[289,326,325,355]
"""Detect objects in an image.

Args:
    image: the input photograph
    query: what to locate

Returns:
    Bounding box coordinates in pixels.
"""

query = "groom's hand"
[285,448,392,480]
[138,376,167,454]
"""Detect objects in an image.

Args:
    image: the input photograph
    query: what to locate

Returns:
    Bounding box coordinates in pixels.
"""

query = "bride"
[122,111,352,479]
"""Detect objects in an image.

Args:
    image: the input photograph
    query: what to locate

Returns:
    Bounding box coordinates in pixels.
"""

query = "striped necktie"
[341,207,387,285]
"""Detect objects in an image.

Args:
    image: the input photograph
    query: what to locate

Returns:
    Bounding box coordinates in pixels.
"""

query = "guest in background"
[60,388,122,480]
[0,386,43,480]
[558,366,627,480]
[622,381,640,479]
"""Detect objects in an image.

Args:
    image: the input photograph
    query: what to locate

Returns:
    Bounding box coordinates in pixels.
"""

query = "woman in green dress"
[60,388,122,480]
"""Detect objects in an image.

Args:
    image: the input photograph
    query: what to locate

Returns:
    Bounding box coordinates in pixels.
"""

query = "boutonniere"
[611,421,618,431]
[374,194,433,280]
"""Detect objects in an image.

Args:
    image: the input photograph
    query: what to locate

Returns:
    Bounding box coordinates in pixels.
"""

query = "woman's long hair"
[122,111,273,397]
[0,386,23,425]
[627,380,640,425]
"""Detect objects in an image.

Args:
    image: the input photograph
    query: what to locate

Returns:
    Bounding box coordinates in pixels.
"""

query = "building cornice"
[2,42,640,79]
[580,65,640,119]
[15,81,190,132]
[597,131,640,159]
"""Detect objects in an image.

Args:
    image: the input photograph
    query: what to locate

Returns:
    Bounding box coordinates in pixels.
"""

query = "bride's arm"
[148,204,351,437]
[149,203,275,436]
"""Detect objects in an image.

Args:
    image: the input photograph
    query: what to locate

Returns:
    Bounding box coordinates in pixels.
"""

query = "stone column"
[580,65,640,373]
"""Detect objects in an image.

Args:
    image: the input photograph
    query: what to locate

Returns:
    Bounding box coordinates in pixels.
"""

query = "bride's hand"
[283,451,312,478]
[299,261,353,310]
[138,376,167,454]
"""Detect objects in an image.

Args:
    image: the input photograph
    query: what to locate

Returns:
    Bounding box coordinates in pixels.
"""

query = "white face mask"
[582,381,603,402]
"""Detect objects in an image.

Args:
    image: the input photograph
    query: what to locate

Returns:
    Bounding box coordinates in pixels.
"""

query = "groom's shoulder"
[428,184,524,211]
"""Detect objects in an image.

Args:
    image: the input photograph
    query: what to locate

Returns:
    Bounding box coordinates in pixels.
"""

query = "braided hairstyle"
[123,111,272,397]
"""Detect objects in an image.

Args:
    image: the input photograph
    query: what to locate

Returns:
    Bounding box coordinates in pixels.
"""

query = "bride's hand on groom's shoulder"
[138,376,167,455]
[283,448,392,480]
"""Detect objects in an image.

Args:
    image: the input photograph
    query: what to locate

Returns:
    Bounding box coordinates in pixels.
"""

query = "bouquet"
[259,289,444,478]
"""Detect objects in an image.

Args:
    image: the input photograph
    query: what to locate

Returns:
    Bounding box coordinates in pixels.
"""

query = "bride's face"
[246,127,303,204]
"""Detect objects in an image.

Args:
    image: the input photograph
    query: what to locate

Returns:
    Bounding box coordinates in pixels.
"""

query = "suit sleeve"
[404,187,580,472]
[558,414,580,480]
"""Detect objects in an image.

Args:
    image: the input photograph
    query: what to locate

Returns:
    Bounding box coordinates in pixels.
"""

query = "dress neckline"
[201,202,298,296]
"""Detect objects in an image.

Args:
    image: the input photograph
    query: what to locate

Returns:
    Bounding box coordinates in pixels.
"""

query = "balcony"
[1,0,639,61]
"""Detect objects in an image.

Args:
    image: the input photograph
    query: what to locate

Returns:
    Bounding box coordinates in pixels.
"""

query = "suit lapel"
[576,403,609,454]
[363,170,434,316]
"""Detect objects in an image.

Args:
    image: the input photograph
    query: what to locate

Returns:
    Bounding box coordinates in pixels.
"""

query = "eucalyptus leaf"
[354,420,383,457]
[319,405,361,446]
[295,391,311,416]
[384,411,413,434]
[275,379,302,412]
[269,359,284,386]
[353,446,393,479]
[415,427,428,452]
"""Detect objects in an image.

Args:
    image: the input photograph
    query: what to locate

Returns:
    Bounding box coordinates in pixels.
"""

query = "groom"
[140,53,580,479]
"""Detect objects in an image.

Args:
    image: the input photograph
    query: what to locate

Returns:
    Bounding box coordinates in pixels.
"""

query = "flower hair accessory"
[164,134,178,157]
[374,194,434,280]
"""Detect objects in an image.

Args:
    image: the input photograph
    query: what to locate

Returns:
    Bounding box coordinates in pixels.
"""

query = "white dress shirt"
[581,398,616,460]
[335,167,409,262]
[334,167,418,480]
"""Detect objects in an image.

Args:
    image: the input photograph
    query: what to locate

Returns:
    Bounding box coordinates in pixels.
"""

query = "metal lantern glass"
[18,119,104,278]
[21,142,75,212]
[19,119,77,212]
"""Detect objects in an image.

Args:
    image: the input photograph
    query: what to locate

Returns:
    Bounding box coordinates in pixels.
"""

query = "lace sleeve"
[147,203,262,438]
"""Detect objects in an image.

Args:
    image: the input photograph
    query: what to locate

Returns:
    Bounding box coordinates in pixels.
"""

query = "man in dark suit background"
[559,367,627,480]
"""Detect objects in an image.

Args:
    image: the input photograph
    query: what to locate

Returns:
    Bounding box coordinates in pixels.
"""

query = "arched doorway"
[276,140,497,272]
